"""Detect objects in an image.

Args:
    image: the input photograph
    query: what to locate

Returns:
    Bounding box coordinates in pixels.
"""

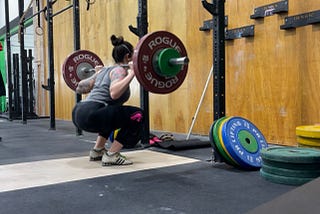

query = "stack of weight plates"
[296,125,320,148]
[260,147,320,186]
[209,116,268,170]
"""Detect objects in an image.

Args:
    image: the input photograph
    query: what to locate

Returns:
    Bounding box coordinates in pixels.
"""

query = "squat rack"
[3,0,37,122]
[4,0,12,120]
[128,0,226,147]
[202,0,226,121]
[4,0,91,130]
[41,0,83,131]
[202,0,226,160]
[129,0,150,146]
[5,1,226,149]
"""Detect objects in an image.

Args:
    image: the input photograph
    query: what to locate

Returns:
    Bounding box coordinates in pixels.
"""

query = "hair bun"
[110,35,124,46]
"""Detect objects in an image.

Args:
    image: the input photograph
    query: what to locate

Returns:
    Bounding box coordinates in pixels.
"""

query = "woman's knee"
[72,106,79,128]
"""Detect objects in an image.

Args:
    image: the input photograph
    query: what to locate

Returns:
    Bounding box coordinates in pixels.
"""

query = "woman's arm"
[76,66,103,94]
[109,66,135,99]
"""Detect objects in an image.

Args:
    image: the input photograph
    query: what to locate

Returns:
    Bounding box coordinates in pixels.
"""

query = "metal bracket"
[250,0,288,19]
[128,25,139,37]
[201,0,218,15]
[41,79,51,91]
[199,19,213,31]
[280,10,320,29]
[225,25,255,40]
[199,16,228,31]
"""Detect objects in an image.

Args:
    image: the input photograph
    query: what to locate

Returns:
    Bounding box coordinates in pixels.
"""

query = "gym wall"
[35,0,320,146]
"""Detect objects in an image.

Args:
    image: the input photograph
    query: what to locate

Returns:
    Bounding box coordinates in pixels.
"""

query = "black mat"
[1,118,317,214]
[246,176,320,214]
[0,119,95,165]
[155,139,211,150]
[0,161,295,214]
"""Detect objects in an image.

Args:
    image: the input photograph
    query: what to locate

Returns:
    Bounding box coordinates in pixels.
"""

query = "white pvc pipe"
[186,66,214,140]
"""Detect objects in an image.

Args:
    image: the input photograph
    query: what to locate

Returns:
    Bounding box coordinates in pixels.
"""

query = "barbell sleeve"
[169,57,190,65]
[81,68,96,73]
[80,57,189,73]
[120,57,189,68]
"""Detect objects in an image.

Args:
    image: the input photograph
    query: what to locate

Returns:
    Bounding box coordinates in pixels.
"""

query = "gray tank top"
[83,66,130,106]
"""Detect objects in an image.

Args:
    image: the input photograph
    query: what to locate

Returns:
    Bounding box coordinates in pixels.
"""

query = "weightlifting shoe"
[89,148,106,161]
[102,152,133,166]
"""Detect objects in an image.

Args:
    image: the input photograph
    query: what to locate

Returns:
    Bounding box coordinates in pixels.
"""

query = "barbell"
[62,31,189,94]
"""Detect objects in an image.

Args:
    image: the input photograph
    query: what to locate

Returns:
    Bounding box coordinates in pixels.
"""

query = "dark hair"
[110,35,134,63]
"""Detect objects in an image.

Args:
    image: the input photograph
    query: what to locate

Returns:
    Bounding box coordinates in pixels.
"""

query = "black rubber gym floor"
[0,118,319,214]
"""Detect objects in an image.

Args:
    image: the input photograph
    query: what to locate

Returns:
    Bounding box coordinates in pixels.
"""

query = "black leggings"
[72,101,143,148]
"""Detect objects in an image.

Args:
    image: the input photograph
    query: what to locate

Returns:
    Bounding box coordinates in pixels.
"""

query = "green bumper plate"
[260,169,315,186]
[261,147,320,164]
[261,163,320,178]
